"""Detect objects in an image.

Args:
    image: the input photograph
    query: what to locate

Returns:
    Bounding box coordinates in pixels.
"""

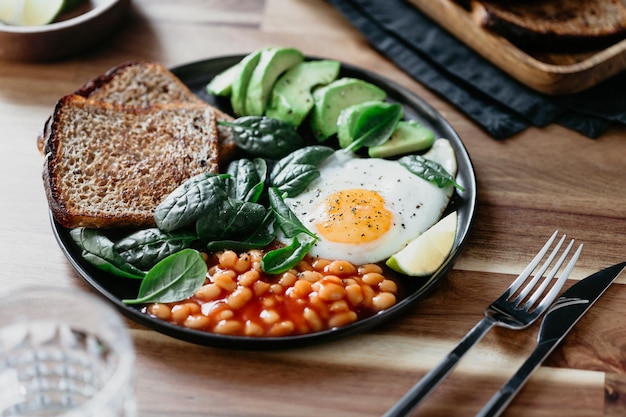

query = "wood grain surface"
[1,1,626,416]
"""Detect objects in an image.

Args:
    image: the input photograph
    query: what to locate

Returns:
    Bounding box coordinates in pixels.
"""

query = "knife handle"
[384,317,496,417]
[475,342,554,417]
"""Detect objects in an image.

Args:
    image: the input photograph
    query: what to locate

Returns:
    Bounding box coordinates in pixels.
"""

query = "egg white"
[280,146,455,265]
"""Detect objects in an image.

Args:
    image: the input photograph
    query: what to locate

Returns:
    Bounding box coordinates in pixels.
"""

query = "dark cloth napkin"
[326,0,626,139]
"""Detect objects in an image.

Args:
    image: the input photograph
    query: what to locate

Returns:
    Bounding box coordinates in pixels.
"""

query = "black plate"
[51,56,477,349]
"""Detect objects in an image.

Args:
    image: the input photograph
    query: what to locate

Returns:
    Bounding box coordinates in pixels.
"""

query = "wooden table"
[2,1,626,416]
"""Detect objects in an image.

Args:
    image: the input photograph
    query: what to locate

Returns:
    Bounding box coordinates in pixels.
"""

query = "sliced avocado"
[265,60,340,127]
[336,100,399,149]
[206,63,240,97]
[245,47,305,116]
[310,78,386,141]
[230,49,263,116]
[368,120,435,158]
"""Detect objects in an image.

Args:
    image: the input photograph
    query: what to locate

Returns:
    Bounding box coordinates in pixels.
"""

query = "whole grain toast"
[470,0,626,51]
[43,95,220,229]
[75,61,237,165]
[38,61,238,166]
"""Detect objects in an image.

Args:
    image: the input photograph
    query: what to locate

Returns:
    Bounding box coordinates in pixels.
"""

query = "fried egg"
[280,140,456,265]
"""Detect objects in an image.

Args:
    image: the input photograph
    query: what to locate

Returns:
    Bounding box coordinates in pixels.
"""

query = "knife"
[475,261,626,417]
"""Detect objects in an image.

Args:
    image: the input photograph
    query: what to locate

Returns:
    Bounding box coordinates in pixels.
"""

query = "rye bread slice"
[75,61,237,165]
[471,0,626,51]
[43,94,220,229]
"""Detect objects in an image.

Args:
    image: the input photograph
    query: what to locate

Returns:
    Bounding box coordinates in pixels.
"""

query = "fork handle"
[383,317,496,417]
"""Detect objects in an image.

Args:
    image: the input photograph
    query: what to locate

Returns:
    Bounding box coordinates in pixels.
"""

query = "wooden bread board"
[407,0,626,95]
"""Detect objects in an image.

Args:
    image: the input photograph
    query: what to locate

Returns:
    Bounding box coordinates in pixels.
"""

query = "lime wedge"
[0,0,65,26]
[386,211,458,277]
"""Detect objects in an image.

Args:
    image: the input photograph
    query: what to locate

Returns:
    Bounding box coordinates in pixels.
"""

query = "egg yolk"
[314,189,392,244]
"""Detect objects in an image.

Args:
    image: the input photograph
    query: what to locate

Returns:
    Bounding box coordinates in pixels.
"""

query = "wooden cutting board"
[407,0,626,95]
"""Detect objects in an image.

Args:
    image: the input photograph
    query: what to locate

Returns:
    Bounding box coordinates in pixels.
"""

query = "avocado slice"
[265,60,340,127]
[230,49,263,116]
[245,47,305,116]
[368,120,435,158]
[310,78,386,141]
[206,63,240,97]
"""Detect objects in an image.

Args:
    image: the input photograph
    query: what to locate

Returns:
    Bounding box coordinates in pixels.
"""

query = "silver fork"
[383,231,583,417]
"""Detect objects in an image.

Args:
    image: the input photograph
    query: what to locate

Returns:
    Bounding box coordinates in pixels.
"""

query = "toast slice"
[75,61,237,165]
[38,61,238,165]
[43,95,220,229]
[470,0,626,51]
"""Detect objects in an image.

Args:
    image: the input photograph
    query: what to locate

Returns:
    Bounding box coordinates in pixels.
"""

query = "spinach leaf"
[269,145,334,197]
[261,235,316,274]
[205,210,276,252]
[270,163,321,197]
[70,228,145,279]
[268,187,317,239]
[196,198,267,242]
[219,116,305,159]
[225,158,267,203]
[114,228,199,270]
[123,249,207,305]
[344,103,403,153]
[154,172,230,232]
[399,155,465,191]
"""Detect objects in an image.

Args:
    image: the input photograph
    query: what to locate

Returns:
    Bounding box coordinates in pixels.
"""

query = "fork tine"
[512,234,566,304]
[530,243,583,315]
[523,238,575,308]
[506,230,559,297]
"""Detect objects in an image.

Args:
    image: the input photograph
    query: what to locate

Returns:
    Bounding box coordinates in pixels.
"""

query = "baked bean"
[361,284,376,308]
[149,252,402,338]
[330,300,349,313]
[325,260,357,276]
[171,304,190,323]
[268,321,295,337]
[194,283,221,301]
[345,284,364,306]
[278,271,297,287]
[311,258,331,272]
[227,287,253,310]
[147,303,171,320]
[260,309,280,324]
[262,297,276,308]
[379,279,398,294]
[358,263,383,275]
[317,281,346,301]
[254,281,271,297]
[372,292,396,311]
[213,272,237,292]
[213,320,242,335]
[328,311,357,328]
[303,307,323,332]
[214,308,234,321]
[289,279,312,298]
[219,250,238,269]
[233,254,251,273]
[183,314,210,330]
[362,272,385,286]
[238,270,260,287]
[299,270,323,283]
[269,283,283,295]
[244,321,264,337]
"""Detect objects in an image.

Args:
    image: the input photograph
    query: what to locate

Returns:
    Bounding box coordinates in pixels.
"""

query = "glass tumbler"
[0,286,136,417]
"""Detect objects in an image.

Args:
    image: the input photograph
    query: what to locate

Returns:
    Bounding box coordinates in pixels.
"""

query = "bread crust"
[37,61,239,166]
[43,95,220,229]
[470,0,626,51]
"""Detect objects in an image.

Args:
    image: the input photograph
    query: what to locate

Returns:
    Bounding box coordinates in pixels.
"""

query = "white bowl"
[0,0,130,61]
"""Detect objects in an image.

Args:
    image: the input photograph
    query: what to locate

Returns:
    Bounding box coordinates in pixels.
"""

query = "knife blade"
[475,261,626,417]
